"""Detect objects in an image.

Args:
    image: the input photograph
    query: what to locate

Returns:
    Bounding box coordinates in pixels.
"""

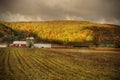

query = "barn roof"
[13,41,26,44]
[26,37,34,40]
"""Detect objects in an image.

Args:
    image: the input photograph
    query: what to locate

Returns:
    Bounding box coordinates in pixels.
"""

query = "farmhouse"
[34,43,51,48]
[12,41,27,47]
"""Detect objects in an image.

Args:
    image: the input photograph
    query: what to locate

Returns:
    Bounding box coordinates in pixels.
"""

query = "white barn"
[34,43,51,48]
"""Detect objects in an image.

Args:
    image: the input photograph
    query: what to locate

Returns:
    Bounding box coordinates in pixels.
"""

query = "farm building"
[12,41,27,47]
[26,37,34,48]
[34,43,51,48]
[0,43,8,48]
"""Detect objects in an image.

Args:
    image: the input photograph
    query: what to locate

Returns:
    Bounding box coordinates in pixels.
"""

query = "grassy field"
[0,48,120,80]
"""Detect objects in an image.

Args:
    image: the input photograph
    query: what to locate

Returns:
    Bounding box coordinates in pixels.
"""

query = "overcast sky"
[0,0,120,24]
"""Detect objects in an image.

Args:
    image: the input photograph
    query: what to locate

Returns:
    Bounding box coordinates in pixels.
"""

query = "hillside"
[0,23,18,43]
[0,23,39,43]
[0,21,120,47]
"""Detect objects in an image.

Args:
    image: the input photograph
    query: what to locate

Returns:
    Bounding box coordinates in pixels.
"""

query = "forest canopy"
[0,21,120,47]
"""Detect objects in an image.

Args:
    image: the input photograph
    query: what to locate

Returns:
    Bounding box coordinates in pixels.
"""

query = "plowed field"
[0,48,120,80]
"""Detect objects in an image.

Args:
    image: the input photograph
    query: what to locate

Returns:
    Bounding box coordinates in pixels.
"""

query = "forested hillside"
[0,23,16,43]
[0,21,120,47]
[0,23,39,43]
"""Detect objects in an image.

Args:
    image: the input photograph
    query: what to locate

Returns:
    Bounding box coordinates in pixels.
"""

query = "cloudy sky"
[0,0,120,24]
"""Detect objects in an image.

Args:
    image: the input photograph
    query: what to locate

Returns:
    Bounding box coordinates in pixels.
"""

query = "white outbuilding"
[34,43,51,48]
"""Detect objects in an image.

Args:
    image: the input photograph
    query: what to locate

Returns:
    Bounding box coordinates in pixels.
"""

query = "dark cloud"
[0,0,120,24]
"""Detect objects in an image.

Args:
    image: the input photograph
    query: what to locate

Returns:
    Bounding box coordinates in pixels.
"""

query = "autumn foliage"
[0,21,120,47]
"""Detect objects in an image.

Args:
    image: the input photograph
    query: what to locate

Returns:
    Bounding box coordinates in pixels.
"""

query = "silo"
[26,37,34,48]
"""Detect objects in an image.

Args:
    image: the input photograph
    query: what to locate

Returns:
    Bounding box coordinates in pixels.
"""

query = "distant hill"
[0,23,15,43]
[0,20,120,47]
[0,23,39,43]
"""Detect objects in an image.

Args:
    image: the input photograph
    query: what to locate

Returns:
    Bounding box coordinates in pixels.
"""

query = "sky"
[0,0,120,24]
